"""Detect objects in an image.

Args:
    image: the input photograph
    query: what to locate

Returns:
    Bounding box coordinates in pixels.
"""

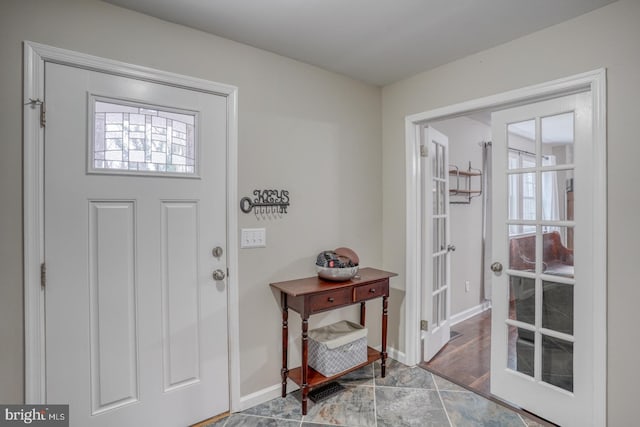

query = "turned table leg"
[280,293,289,398]
[381,295,388,377]
[301,317,309,415]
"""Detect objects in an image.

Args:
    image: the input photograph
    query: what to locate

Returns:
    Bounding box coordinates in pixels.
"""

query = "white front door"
[44,62,229,426]
[490,92,594,426]
[422,126,453,362]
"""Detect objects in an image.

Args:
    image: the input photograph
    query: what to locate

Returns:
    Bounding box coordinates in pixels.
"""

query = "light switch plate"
[240,228,266,248]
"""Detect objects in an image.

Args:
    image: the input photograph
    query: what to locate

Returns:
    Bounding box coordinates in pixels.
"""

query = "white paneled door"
[44,62,229,427]
[490,92,593,426]
[421,127,453,362]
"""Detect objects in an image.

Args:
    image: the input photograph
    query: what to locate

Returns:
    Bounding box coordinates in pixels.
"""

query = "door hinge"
[420,145,428,157]
[421,320,428,331]
[40,262,46,288]
[27,98,46,128]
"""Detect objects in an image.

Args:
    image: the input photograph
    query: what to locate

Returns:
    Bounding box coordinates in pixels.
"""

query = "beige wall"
[382,0,640,424]
[0,0,382,403]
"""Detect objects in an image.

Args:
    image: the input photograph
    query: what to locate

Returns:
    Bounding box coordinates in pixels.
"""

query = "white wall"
[0,0,382,403]
[430,117,490,316]
[382,0,640,424]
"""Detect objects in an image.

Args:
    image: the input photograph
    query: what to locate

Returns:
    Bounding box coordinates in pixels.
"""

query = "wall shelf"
[449,162,482,204]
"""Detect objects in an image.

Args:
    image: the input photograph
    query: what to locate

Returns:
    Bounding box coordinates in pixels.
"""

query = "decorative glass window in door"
[90,97,198,176]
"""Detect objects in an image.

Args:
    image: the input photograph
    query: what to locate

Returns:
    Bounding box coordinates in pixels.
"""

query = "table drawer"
[309,288,351,313]
[353,280,388,302]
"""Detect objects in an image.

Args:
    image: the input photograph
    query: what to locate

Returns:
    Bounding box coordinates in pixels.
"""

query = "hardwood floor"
[421,309,492,395]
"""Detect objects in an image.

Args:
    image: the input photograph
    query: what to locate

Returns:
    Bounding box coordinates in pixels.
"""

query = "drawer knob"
[369,288,376,293]
[327,297,335,303]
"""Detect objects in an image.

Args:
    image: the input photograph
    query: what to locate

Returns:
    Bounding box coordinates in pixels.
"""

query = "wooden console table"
[270,267,397,415]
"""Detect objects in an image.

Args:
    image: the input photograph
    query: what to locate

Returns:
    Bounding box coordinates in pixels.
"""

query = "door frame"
[404,69,606,424]
[23,41,241,412]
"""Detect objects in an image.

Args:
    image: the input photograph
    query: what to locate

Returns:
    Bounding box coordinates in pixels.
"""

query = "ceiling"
[102,0,616,86]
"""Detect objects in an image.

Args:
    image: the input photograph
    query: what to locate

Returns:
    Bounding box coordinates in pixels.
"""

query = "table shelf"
[288,346,380,388]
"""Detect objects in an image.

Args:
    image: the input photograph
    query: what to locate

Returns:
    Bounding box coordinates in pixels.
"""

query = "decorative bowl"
[316,265,359,281]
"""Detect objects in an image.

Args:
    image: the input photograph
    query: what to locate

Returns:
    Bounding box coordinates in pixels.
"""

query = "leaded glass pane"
[92,99,197,175]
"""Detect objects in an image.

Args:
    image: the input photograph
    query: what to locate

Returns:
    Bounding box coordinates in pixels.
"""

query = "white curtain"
[541,155,560,233]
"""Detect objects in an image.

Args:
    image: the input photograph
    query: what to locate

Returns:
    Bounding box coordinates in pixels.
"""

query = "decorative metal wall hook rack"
[240,189,290,216]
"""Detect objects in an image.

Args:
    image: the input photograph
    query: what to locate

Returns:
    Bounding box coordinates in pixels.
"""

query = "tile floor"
[204,359,548,427]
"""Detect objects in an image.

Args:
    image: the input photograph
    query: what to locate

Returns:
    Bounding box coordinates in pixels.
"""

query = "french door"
[490,92,594,426]
[421,127,453,362]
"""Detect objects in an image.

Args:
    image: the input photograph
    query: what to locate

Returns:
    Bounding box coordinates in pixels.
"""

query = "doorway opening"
[418,114,493,396]
[404,69,606,427]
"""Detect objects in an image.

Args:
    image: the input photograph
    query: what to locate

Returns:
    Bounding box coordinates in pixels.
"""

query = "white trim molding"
[239,380,299,412]
[404,69,607,425]
[22,41,241,413]
[450,301,491,326]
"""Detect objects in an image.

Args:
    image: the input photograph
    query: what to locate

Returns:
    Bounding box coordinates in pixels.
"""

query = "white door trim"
[404,69,606,424]
[23,41,241,413]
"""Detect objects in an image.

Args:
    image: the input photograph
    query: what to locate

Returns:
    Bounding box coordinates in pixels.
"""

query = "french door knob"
[447,244,456,252]
[490,262,503,273]
[212,269,226,281]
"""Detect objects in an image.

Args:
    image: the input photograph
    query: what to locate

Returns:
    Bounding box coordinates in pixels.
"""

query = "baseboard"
[238,345,405,411]
[450,300,491,326]
[371,345,406,365]
[238,379,299,412]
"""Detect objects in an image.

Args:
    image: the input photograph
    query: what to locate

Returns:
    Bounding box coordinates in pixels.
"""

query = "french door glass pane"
[509,230,536,271]
[438,144,446,179]
[541,227,574,278]
[509,276,535,326]
[508,325,534,378]
[541,169,573,222]
[541,112,574,167]
[542,335,573,392]
[509,173,536,221]
[508,120,536,170]
[433,218,445,253]
[542,281,574,335]
[439,289,447,323]
[433,181,446,215]
[432,142,446,179]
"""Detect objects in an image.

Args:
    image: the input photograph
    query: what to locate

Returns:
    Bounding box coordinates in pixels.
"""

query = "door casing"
[404,69,606,424]
[22,41,241,411]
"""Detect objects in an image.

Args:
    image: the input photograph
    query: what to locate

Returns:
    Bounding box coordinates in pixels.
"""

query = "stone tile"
[374,359,437,389]
[302,424,344,427]
[439,390,526,426]
[223,414,301,427]
[303,385,375,426]
[432,373,469,392]
[375,386,450,427]
[241,393,303,421]
[336,364,374,386]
